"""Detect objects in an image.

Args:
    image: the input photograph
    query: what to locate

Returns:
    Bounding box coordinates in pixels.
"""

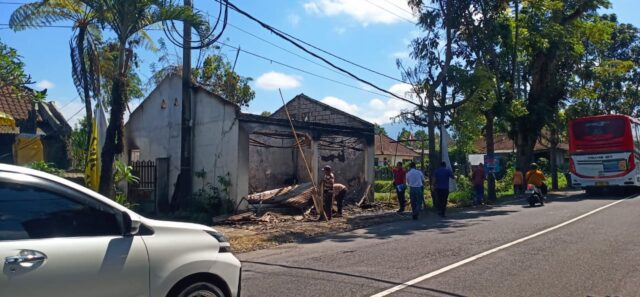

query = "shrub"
[374,180,394,193]
[26,161,64,176]
[449,175,474,206]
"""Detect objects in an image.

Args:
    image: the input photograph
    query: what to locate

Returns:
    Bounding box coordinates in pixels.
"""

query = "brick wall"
[272,95,370,129]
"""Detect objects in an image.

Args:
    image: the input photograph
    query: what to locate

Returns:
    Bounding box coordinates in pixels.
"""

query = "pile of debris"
[246,183,315,210]
[219,182,374,225]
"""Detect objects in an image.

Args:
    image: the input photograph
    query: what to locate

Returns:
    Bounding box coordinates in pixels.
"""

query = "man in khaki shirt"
[333,183,347,217]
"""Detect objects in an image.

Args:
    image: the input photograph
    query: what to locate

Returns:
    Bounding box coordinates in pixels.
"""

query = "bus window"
[573,118,626,140]
[635,123,640,149]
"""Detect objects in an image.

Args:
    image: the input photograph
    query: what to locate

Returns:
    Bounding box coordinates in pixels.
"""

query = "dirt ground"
[215,190,579,253]
[214,203,410,253]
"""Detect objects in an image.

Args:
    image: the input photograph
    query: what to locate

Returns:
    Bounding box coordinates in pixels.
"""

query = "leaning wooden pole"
[278,89,326,220]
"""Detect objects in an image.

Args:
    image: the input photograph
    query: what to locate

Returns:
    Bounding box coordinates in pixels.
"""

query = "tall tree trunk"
[485,112,497,202]
[98,46,128,197]
[428,97,437,176]
[77,28,93,150]
[550,128,559,190]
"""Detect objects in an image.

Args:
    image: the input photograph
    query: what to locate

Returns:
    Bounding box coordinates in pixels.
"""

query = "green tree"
[69,117,90,170]
[98,40,144,104]
[510,0,611,169]
[11,0,102,147]
[374,124,387,136]
[194,54,255,107]
[76,0,206,197]
[455,0,517,202]
[0,39,32,90]
[151,42,255,107]
[402,0,477,173]
[397,128,411,143]
[567,14,640,118]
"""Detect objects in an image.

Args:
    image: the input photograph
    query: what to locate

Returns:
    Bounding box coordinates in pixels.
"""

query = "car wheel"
[176,282,225,297]
[529,201,535,207]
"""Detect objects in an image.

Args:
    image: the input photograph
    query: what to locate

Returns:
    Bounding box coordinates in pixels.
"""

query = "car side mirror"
[119,212,140,236]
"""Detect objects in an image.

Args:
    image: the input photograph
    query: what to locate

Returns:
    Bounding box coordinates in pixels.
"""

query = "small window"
[0,182,120,241]
[374,158,379,166]
[130,150,141,162]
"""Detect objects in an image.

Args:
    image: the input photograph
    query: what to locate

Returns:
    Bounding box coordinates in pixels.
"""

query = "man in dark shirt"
[432,162,454,217]
[391,161,407,213]
[471,163,485,206]
[322,165,335,220]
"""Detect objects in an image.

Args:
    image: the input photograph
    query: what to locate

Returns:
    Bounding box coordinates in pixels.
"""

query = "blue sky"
[1,0,638,137]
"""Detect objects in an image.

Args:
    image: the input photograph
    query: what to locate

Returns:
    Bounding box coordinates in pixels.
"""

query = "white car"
[0,164,241,297]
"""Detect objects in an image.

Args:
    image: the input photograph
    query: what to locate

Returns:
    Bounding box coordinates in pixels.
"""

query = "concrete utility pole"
[179,0,193,198]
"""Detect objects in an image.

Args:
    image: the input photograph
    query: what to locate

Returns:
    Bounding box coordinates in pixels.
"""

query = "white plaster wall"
[125,76,182,199]
[191,88,241,202]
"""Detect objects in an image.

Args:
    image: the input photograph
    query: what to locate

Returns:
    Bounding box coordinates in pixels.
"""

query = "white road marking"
[370,195,635,297]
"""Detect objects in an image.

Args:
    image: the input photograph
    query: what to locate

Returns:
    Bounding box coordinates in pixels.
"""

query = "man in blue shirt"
[432,162,455,217]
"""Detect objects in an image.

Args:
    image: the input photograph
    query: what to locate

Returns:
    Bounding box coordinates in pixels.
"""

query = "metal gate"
[129,160,156,202]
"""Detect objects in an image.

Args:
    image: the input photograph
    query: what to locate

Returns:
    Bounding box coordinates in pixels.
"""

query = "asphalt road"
[239,192,640,297]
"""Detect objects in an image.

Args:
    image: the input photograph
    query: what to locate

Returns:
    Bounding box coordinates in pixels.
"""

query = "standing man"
[391,161,407,213]
[321,165,335,220]
[471,163,485,206]
[513,167,524,196]
[333,183,347,217]
[405,162,424,220]
[432,162,455,217]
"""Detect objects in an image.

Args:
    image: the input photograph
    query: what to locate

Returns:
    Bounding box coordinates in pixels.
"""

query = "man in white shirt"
[405,162,424,220]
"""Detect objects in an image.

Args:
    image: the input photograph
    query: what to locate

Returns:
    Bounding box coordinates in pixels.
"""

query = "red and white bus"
[568,114,640,194]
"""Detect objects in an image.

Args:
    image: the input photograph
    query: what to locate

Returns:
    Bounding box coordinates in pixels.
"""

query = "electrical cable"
[222,0,416,105]
[212,0,406,84]
[216,41,392,98]
[364,0,415,24]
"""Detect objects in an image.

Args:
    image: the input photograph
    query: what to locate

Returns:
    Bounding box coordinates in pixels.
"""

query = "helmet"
[530,163,538,169]
[323,165,332,171]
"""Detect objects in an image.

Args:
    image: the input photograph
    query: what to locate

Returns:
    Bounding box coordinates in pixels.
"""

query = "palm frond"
[9,0,90,30]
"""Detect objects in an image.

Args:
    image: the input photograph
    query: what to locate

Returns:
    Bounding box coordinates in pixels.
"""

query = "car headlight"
[205,231,232,253]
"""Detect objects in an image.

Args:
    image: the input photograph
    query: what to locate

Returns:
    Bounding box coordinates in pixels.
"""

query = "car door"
[0,173,149,297]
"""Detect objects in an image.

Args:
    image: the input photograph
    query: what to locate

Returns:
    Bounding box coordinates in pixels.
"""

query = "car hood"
[142,218,217,232]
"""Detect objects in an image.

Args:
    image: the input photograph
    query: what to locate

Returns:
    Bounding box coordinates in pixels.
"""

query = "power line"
[215,0,406,84]
[226,23,350,79]
[65,106,84,122]
[380,0,414,15]
[222,0,416,106]
[216,41,391,98]
[364,0,415,24]
[57,95,81,111]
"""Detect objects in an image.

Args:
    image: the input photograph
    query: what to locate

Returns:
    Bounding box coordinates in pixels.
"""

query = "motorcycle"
[525,184,545,207]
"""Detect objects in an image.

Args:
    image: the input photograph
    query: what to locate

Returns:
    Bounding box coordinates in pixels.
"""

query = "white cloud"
[288,14,301,26]
[321,83,418,125]
[36,80,55,90]
[255,72,302,90]
[304,0,416,26]
[321,96,359,114]
[391,51,410,59]
[334,27,347,34]
[389,83,414,97]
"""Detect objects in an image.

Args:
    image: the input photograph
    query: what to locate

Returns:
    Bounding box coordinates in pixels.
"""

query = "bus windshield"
[572,118,626,140]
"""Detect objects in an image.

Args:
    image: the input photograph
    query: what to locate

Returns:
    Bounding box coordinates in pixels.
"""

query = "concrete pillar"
[364,135,375,202]
[311,139,319,189]
[236,125,250,210]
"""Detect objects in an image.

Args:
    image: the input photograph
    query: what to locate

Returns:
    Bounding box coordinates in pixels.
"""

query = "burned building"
[125,76,375,211]
[240,94,375,202]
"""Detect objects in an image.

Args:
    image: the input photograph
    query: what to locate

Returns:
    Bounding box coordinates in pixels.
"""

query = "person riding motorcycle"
[525,163,547,196]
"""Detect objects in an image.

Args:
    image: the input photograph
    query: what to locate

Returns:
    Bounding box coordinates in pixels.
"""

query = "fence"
[129,160,156,202]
